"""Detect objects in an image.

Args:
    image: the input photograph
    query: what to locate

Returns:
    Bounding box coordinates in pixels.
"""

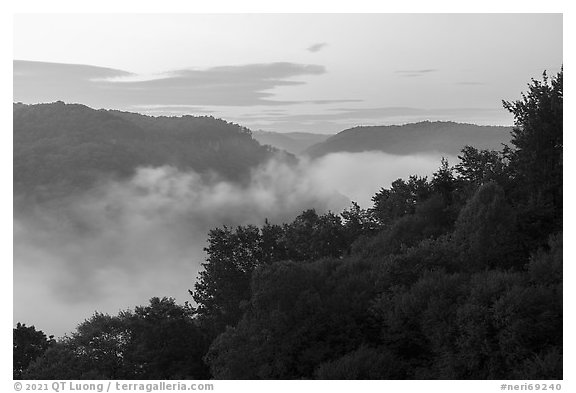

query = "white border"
[3,2,572,390]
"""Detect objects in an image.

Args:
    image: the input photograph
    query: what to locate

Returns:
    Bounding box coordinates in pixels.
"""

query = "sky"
[13,13,563,133]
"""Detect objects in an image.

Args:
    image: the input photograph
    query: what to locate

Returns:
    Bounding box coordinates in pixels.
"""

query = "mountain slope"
[14,102,276,201]
[304,121,512,158]
[252,130,330,155]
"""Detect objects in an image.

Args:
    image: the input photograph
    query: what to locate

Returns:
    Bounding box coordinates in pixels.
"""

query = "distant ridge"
[304,121,512,158]
[13,102,278,202]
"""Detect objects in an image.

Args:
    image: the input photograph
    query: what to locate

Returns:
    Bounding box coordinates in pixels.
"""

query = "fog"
[14,151,453,336]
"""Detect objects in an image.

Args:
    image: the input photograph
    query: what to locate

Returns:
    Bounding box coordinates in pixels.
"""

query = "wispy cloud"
[395,69,438,77]
[242,106,504,122]
[307,99,363,104]
[230,106,513,133]
[14,60,328,108]
[129,105,217,116]
[307,42,328,53]
[455,81,486,86]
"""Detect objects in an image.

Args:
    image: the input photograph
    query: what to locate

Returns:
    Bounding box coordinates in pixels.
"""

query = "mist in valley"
[14,151,451,336]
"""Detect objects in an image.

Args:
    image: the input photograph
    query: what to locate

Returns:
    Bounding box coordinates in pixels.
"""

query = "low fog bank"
[14,151,453,336]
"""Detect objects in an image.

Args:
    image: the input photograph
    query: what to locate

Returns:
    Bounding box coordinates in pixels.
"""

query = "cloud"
[230,106,513,134]
[395,69,438,77]
[14,151,449,337]
[307,43,328,53]
[455,81,486,86]
[14,60,327,108]
[13,60,132,80]
[131,105,216,114]
[306,99,363,104]
[238,106,506,123]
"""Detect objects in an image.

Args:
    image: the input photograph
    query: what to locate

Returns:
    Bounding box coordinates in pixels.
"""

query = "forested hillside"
[13,102,277,202]
[305,121,512,158]
[15,71,562,380]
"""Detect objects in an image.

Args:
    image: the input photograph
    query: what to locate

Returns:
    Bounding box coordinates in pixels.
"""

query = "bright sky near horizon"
[14,13,562,133]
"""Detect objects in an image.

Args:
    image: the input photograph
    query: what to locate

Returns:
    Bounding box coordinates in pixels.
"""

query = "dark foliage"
[14,102,278,203]
[503,70,563,248]
[13,323,54,379]
[190,209,354,338]
[22,298,210,380]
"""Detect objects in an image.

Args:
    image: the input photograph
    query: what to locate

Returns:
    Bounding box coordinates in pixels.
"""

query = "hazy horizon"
[14,14,562,133]
[12,99,517,135]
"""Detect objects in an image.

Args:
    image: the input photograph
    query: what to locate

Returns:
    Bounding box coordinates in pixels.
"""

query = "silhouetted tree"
[503,69,563,245]
[455,146,510,195]
[192,225,263,335]
[205,259,380,379]
[340,201,379,251]
[23,342,100,379]
[452,182,522,270]
[279,209,348,261]
[24,298,210,380]
[431,157,457,202]
[314,346,404,379]
[371,176,432,226]
[13,323,54,379]
[123,297,210,379]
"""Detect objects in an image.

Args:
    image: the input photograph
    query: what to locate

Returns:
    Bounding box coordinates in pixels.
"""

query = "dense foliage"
[13,323,55,379]
[13,102,278,203]
[21,298,210,379]
[15,70,562,380]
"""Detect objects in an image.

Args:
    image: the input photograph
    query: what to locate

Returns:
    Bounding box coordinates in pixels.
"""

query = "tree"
[24,298,210,380]
[205,259,380,379]
[23,339,108,380]
[340,201,378,247]
[191,225,264,335]
[314,346,404,379]
[503,69,563,243]
[22,313,128,380]
[279,209,348,262]
[452,182,522,270]
[370,176,432,226]
[191,210,351,339]
[70,312,132,379]
[455,146,510,192]
[123,297,210,379]
[431,157,457,203]
[13,323,55,379]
